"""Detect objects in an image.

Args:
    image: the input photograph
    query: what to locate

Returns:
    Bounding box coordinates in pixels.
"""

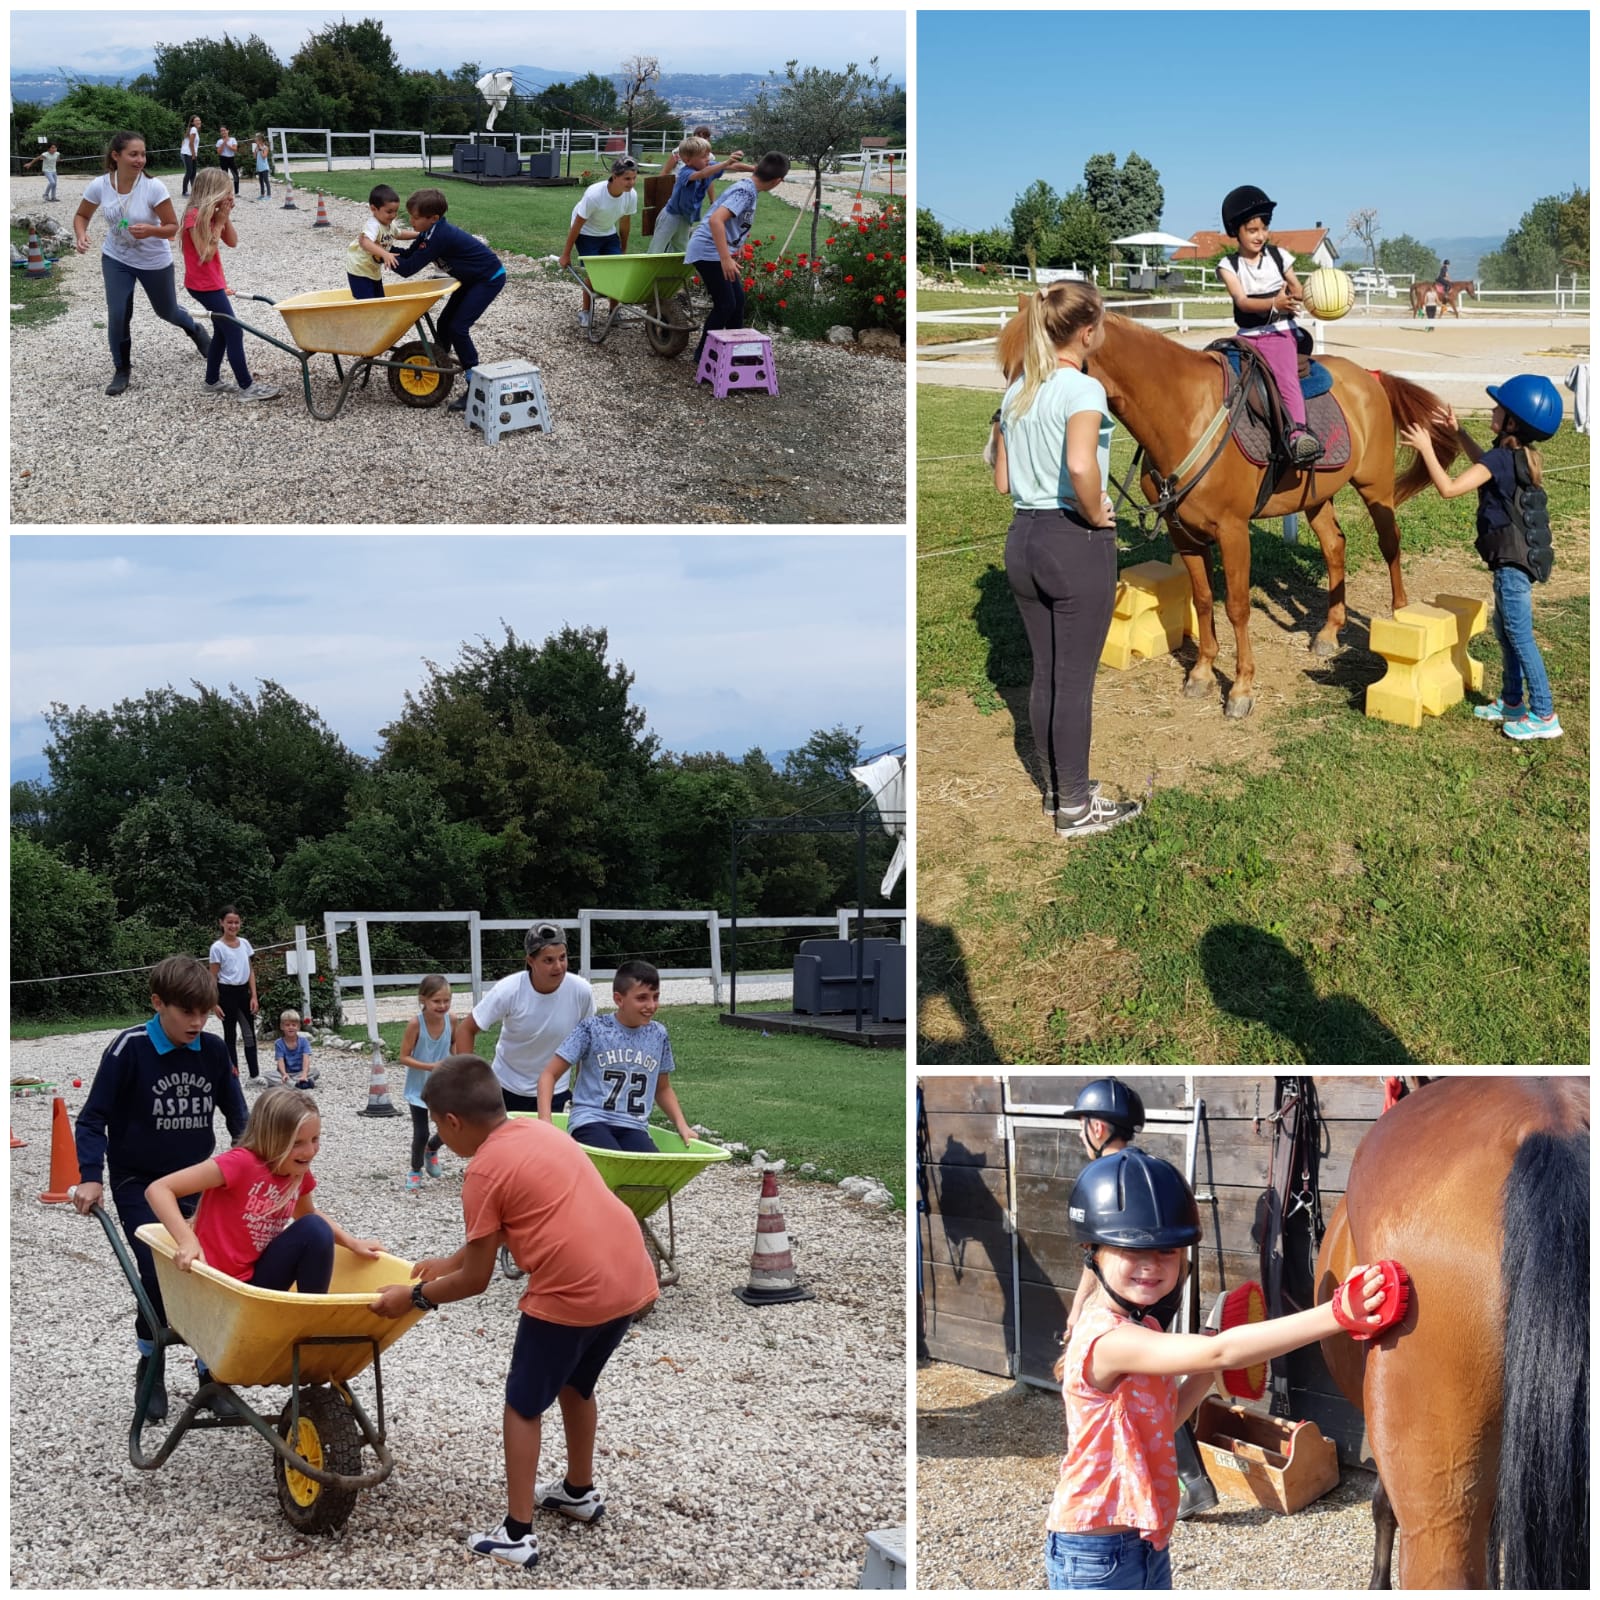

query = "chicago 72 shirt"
[556,1015,676,1134]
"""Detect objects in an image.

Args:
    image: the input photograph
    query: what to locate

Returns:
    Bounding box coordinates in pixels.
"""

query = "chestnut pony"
[997,306,1460,717]
[1316,1077,1588,1588]
[1409,278,1478,318]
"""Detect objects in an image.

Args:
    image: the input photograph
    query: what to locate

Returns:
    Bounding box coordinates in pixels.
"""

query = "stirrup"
[1331,1259,1410,1339]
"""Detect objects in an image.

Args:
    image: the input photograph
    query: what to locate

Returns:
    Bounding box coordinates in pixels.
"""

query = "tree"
[1557,188,1589,272]
[1051,187,1112,276]
[618,54,662,146]
[107,792,274,927]
[1343,207,1380,267]
[533,73,620,130]
[1009,179,1059,276]
[150,33,283,115]
[1082,151,1164,241]
[916,207,947,271]
[743,57,898,257]
[251,74,344,143]
[1483,188,1588,289]
[288,18,405,129]
[1376,233,1438,281]
[10,832,125,1019]
[35,84,183,163]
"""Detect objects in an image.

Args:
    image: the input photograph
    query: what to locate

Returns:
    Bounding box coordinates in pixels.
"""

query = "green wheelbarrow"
[566,251,700,357]
[504,1111,730,1286]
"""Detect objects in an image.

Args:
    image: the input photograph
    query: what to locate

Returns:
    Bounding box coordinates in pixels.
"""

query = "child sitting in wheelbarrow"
[369,1055,659,1571]
[388,188,507,413]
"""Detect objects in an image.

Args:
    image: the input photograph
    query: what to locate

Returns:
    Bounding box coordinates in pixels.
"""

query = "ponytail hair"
[1001,280,1104,423]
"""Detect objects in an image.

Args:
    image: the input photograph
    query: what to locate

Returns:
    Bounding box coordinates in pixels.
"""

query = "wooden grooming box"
[1192,1396,1340,1514]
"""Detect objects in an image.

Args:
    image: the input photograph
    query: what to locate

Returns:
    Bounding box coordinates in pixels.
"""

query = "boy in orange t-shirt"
[370,1055,658,1571]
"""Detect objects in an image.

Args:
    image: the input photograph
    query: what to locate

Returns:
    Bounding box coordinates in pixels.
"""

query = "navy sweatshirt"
[74,1017,249,1188]
[391,217,504,286]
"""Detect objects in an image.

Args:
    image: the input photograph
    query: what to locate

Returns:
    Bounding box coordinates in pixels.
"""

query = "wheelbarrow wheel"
[646,294,693,359]
[276,1385,362,1534]
[387,341,454,409]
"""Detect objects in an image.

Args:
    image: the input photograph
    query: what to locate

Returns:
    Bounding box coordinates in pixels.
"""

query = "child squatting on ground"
[346,184,418,300]
[536,960,697,1153]
[369,1055,660,1570]
[1401,374,1565,740]
[399,973,452,1187]
[1046,1148,1397,1590]
[274,1010,315,1089]
[181,169,280,401]
[71,956,249,1424]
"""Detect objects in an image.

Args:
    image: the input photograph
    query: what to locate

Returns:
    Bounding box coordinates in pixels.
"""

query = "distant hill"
[11,69,150,106]
[1423,236,1502,278]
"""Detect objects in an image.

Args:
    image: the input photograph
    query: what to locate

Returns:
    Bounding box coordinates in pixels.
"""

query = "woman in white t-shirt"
[558,156,640,327]
[453,923,595,1112]
[216,126,240,195]
[208,905,261,1082]
[181,117,201,196]
[73,130,213,396]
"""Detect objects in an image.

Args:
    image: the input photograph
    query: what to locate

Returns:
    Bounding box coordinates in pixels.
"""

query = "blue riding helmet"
[1487,374,1563,441]
[1069,1149,1201,1250]
[1064,1078,1146,1138]
[1221,184,1276,237]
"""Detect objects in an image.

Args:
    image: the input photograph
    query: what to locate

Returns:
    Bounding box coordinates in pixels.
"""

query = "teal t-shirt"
[999,365,1114,512]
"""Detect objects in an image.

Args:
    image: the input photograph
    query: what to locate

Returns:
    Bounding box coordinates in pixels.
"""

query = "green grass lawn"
[303,167,808,263]
[9,226,69,328]
[919,382,1592,1063]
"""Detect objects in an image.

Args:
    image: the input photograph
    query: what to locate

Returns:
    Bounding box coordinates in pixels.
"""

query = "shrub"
[742,200,906,341]
[254,951,342,1034]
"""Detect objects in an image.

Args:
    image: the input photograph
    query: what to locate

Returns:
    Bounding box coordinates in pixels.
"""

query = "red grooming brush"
[1216,1280,1267,1400]
[1332,1259,1411,1340]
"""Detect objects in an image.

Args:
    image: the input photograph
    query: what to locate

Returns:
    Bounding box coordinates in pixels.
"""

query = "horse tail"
[1377,372,1462,505]
[1490,1129,1589,1588]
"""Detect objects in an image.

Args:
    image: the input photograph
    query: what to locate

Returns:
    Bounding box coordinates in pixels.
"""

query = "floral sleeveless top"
[1046,1304,1180,1549]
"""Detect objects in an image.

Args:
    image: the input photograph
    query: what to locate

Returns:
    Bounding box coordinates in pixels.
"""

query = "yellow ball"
[1303,268,1355,322]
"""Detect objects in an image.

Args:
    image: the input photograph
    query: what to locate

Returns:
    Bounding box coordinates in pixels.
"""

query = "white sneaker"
[577,309,592,328]
[536,1477,605,1523]
[1055,794,1144,839]
[468,1521,539,1568]
[236,382,281,402]
[202,378,237,395]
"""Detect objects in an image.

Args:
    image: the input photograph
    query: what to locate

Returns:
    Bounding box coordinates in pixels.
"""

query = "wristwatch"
[411,1282,437,1313]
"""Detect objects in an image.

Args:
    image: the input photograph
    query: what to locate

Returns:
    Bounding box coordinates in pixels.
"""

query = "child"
[1401,375,1564,740]
[388,188,506,412]
[368,1055,659,1569]
[649,135,751,255]
[1046,1148,1395,1590]
[346,184,417,300]
[71,956,249,1423]
[537,960,696,1153]
[252,133,272,200]
[22,142,59,203]
[659,124,715,178]
[560,157,640,327]
[400,974,452,1188]
[146,1087,382,1292]
[208,905,264,1078]
[1217,184,1320,466]
[274,1011,316,1089]
[686,151,792,370]
[215,125,240,195]
[181,169,279,401]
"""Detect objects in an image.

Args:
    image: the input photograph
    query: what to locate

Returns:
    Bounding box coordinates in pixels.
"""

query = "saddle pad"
[1222,364,1353,471]
[1220,344,1334,400]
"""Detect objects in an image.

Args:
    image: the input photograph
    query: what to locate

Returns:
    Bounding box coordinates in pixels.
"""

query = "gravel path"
[918,1360,1380,1591]
[8,1028,904,1589]
[9,176,906,525]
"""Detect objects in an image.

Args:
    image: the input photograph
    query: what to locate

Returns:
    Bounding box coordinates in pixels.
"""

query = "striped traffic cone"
[25,231,51,279]
[733,1170,814,1306]
[357,1044,400,1117]
[39,1096,80,1203]
[11,1127,26,1148]
[312,190,332,228]
[281,173,297,210]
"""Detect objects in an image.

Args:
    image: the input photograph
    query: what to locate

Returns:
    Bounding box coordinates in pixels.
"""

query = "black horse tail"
[1491,1130,1589,1588]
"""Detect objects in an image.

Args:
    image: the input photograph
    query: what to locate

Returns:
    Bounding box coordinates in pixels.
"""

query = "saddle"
[1208,337,1353,509]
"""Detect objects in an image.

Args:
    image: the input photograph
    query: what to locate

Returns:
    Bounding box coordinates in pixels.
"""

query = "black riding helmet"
[1070,1149,1200,1322]
[1221,184,1276,238]
[1064,1078,1146,1155]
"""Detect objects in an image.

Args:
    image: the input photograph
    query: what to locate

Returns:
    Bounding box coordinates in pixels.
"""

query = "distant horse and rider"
[1410,277,1478,318]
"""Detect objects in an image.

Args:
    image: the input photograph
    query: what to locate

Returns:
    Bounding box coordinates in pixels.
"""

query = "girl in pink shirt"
[1046,1149,1390,1589]
[181,166,278,401]
[145,1086,381,1292]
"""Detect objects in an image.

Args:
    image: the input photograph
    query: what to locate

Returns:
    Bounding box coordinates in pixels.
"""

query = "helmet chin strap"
[1087,1249,1154,1322]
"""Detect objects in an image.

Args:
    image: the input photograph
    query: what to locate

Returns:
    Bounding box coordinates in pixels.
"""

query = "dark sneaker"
[1055,794,1144,839]
[1289,427,1323,466]
[447,394,469,413]
[105,368,131,397]
[1044,778,1101,816]
[536,1478,605,1523]
[468,1522,540,1568]
[137,1355,169,1424]
[195,1361,239,1418]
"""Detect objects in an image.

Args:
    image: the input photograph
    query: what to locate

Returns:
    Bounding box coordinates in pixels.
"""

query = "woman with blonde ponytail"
[994,281,1141,838]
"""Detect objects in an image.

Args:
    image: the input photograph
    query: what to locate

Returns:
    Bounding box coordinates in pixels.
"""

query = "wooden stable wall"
[918,1074,1388,1465]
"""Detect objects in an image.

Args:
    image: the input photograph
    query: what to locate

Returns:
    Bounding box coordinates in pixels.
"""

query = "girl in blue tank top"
[399,974,453,1187]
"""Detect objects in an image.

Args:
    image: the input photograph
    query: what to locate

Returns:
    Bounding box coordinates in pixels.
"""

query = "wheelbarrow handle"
[249,293,278,305]
[88,1202,166,1346]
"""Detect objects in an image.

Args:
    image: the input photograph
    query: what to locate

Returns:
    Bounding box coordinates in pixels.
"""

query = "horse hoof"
[1224,695,1255,720]
[1182,676,1212,701]
[1312,634,1339,659]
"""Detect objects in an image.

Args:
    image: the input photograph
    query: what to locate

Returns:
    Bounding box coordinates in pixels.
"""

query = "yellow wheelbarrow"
[92,1205,426,1534]
[566,251,700,357]
[504,1112,730,1286]
[209,278,461,420]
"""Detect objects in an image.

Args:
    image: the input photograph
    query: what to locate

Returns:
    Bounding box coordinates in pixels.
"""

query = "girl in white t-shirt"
[73,130,213,396]
[216,127,240,195]
[558,157,640,326]
[181,117,201,196]
[208,905,260,1082]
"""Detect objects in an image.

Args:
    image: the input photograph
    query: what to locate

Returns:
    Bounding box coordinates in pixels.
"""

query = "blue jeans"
[433,270,504,370]
[1491,565,1553,719]
[250,1213,334,1294]
[570,1120,659,1153]
[188,287,253,387]
[100,253,200,368]
[1045,1531,1172,1590]
[347,274,385,300]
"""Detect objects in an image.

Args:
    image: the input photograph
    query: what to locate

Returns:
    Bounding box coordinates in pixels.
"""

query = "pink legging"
[1243,326,1307,427]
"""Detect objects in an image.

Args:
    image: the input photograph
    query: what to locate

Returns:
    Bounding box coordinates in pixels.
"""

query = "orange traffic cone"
[25,230,51,279]
[357,1045,400,1117]
[39,1095,80,1203]
[312,190,332,228]
[11,1127,26,1148]
[733,1169,814,1306]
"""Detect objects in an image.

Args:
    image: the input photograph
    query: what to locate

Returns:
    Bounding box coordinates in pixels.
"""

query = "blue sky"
[9,536,906,778]
[920,9,1589,244]
[9,6,906,81]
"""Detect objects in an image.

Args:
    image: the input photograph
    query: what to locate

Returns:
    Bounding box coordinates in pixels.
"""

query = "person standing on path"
[252,133,272,200]
[453,923,594,1115]
[208,905,261,1082]
[181,117,201,195]
[73,130,212,396]
[23,142,60,202]
[215,126,239,195]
